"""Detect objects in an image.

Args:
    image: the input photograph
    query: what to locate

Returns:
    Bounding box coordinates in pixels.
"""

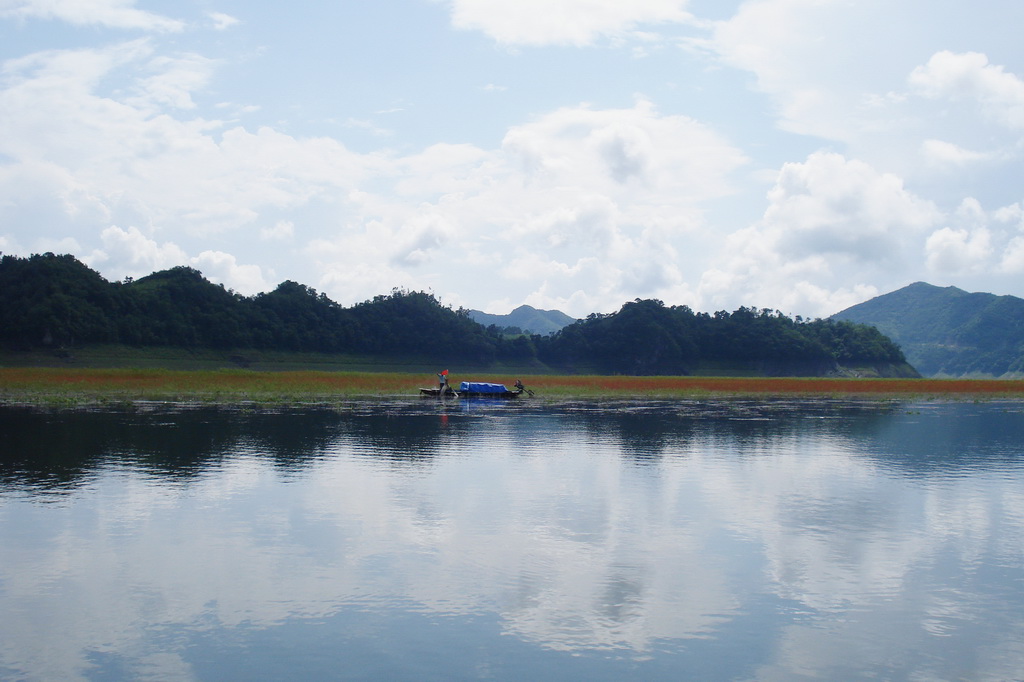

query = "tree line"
[544,298,909,375]
[0,253,910,374]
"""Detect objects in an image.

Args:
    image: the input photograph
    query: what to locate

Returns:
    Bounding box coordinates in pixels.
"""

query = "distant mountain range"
[468,305,577,336]
[832,282,1024,377]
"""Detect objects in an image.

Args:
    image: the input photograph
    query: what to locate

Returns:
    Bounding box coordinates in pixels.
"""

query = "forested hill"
[0,253,502,363]
[544,298,914,376]
[0,253,915,376]
[832,282,1024,377]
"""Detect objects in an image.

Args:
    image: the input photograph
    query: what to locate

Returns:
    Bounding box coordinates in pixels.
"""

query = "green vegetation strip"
[1,369,1022,406]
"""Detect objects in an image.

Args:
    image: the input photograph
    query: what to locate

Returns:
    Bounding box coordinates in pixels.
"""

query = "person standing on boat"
[438,369,449,394]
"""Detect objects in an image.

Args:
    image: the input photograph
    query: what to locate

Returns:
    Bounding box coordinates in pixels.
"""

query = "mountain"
[468,304,576,336]
[547,299,915,377]
[832,282,1024,377]
[0,253,918,377]
[0,253,504,361]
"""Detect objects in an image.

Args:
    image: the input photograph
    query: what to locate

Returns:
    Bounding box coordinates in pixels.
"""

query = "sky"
[1,0,1023,318]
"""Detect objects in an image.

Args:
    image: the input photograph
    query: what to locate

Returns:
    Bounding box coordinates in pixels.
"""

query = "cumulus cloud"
[699,152,941,316]
[389,213,455,266]
[0,42,371,240]
[909,51,1024,130]
[697,0,876,141]
[925,226,992,274]
[766,152,939,261]
[698,2,1024,195]
[190,250,270,295]
[291,99,745,313]
[921,139,993,168]
[87,225,188,276]
[0,0,184,32]
[5,0,1023,318]
[921,198,1024,277]
[993,202,1023,226]
[501,100,745,198]
[467,101,743,311]
[1000,237,1024,274]
[84,227,270,294]
[445,0,694,46]
[260,221,294,241]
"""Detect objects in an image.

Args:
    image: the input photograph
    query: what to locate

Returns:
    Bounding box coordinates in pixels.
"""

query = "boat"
[419,386,459,398]
[419,380,533,398]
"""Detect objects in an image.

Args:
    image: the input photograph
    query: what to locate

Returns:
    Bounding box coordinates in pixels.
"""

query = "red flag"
[442,369,448,376]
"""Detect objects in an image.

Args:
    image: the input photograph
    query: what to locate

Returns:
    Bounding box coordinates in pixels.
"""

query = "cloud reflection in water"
[0,400,1022,680]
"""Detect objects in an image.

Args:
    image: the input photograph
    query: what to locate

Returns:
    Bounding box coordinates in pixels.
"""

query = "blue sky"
[2,0,1023,317]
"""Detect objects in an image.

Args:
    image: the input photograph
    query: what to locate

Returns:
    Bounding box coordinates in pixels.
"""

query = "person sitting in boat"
[514,379,524,392]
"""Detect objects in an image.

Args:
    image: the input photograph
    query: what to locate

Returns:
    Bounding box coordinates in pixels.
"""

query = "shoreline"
[2,368,1022,407]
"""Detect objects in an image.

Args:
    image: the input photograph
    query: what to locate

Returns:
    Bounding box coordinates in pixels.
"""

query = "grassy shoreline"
[2,368,1022,406]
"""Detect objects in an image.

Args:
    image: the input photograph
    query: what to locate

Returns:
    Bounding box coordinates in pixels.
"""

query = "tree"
[0,253,119,347]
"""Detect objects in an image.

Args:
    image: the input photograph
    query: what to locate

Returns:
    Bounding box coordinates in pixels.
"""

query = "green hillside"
[832,282,1024,377]
[1,253,914,377]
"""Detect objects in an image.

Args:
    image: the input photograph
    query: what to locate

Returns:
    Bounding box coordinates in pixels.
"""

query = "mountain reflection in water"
[0,399,1022,680]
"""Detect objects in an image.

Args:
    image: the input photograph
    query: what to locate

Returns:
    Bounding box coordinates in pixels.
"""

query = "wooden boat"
[419,381,532,398]
[419,386,459,397]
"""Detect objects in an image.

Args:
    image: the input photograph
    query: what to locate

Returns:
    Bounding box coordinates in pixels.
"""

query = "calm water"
[1,398,1022,681]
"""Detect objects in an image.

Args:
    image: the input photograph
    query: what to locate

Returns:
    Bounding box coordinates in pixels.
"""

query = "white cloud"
[84,227,269,294]
[698,3,1024,196]
[953,197,987,227]
[125,53,218,111]
[342,118,394,137]
[4,1,1024,317]
[445,0,694,46]
[909,51,1024,130]
[925,226,992,274]
[699,152,941,316]
[87,225,187,276]
[698,0,877,141]
[0,43,371,239]
[315,260,416,308]
[190,250,270,295]
[999,236,1024,274]
[206,12,238,31]
[389,213,456,266]
[919,198,1024,277]
[260,220,294,241]
[0,0,184,32]
[500,100,745,198]
[461,101,743,312]
[993,202,1023,226]
[920,139,992,168]
[33,235,81,254]
[292,99,745,314]
[765,152,939,261]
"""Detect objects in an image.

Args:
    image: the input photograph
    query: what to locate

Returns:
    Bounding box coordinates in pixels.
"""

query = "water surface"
[1,399,1022,680]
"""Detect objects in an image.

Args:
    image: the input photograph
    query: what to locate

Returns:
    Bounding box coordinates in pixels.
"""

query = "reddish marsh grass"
[1,368,1022,403]
[0,368,423,401]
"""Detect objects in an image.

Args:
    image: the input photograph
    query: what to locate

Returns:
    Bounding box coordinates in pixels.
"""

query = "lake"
[1,398,1022,681]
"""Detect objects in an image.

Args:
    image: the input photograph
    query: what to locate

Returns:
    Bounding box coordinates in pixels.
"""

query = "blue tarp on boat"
[459,382,509,393]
